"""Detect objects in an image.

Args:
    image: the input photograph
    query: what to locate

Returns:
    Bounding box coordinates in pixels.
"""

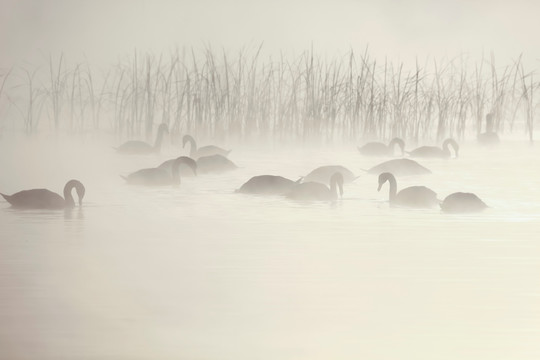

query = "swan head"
[76,183,86,206]
[377,172,394,191]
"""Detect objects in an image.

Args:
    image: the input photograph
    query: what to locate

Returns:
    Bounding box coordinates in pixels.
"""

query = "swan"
[286,172,344,201]
[183,134,231,159]
[197,154,238,174]
[303,165,357,185]
[408,138,459,159]
[357,137,405,156]
[1,179,85,209]
[115,123,169,154]
[158,156,197,177]
[159,154,237,176]
[122,156,197,186]
[377,172,438,208]
[478,113,500,145]
[236,175,299,195]
[367,158,431,176]
[440,192,488,213]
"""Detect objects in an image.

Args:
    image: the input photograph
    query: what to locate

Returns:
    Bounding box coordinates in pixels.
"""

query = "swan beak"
[377,183,382,192]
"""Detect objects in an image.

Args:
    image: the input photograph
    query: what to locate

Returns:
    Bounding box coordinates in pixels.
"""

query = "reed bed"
[0,47,538,143]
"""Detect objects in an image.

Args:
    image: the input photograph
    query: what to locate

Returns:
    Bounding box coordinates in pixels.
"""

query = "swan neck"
[388,176,397,202]
[443,139,458,156]
[184,136,197,157]
[330,178,337,195]
[329,176,343,198]
[63,183,76,207]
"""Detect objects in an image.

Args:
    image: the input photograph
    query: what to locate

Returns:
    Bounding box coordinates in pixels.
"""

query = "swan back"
[197,154,237,174]
[116,123,169,154]
[377,172,437,208]
[357,142,388,156]
[182,134,230,159]
[287,172,343,201]
[441,192,488,213]
[124,168,175,186]
[304,165,355,185]
[237,175,296,195]
[368,158,431,176]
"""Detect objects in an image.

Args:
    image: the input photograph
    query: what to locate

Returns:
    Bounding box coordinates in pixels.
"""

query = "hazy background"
[1,0,539,68]
[1,2,540,359]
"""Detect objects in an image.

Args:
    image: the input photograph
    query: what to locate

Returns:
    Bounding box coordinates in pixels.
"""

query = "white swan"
[408,138,459,158]
[303,165,357,185]
[367,158,431,176]
[377,172,438,208]
[357,137,405,156]
[286,172,344,201]
[123,156,197,186]
[237,175,299,195]
[159,154,237,176]
[115,123,169,154]
[1,179,85,209]
[441,192,488,213]
[197,155,238,174]
[183,134,231,159]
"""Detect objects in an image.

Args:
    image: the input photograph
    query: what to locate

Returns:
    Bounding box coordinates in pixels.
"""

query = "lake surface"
[1,133,539,359]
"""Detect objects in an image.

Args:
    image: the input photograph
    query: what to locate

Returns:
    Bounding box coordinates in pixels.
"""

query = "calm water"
[1,133,539,359]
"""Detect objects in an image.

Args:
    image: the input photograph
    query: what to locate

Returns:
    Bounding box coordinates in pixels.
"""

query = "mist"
[2,0,540,67]
[1,1,540,359]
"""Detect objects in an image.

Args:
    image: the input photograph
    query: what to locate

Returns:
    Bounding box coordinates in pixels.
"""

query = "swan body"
[286,172,344,201]
[1,179,85,209]
[116,123,169,155]
[408,138,459,159]
[123,156,197,186]
[367,158,431,176]
[159,154,237,176]
[441,192,488,213]
[237,175,298,195]
[377,172,438,208]
[478,113,500,145]
[197,154,238,174]
[183,134,231,159]
[158,156,197,177]
[303,165,356,185]
[357,137,405,156]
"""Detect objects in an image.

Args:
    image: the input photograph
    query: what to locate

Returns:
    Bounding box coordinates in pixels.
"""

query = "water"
[1,133,539,359]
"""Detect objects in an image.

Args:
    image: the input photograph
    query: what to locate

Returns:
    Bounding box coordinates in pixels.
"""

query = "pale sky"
[1,0,539,68]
